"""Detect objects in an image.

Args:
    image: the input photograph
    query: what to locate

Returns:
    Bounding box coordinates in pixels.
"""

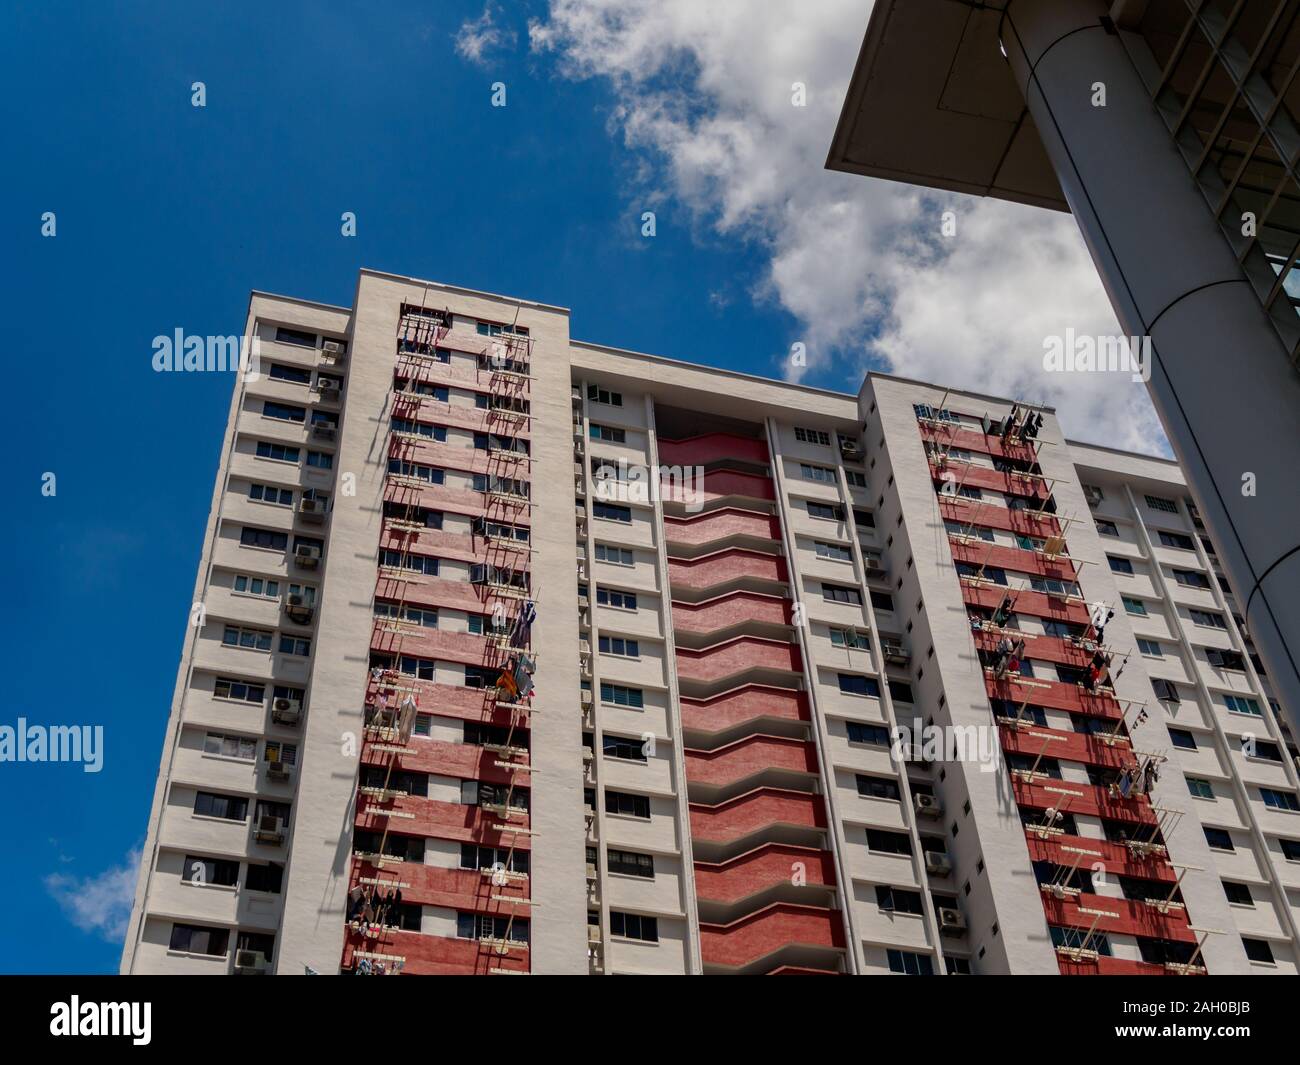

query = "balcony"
[341,926,528,976]
[689,786,826,844]
[664,507,783,551]
[674,635,803,688]
[693,843,836,905]
[658,432,770,468]
[684,734,820,789]
[668,548,787,596]
[679,683,809,735]
[699,903,845,972]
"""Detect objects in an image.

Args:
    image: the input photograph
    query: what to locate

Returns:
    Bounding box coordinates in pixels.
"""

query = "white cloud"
[455,3,518,67]
[46,848,140,943]
[529,0,1168,452]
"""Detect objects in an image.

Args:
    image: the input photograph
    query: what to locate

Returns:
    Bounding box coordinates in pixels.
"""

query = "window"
[1186,777,1214,800]
[1224,695,1262,716]
[1095,520,1119,536]
[1159,531,1195,550]
[181,855,239,886]
[262,400,305,423]
[457,912,529,944]
[392,417,447,441]
[829,627,869,649]
[600,683,644,708]
[380,549,439,576]
[213,677,265,704]
[589,423,626,443]
[845,470,868,488]
[1189,609,1227,629]
[838,674,881,698]
[278,635,311,657]
[193,791,248,821]
[375,601,437,628]
[955,485,982,499]
[1051,926,1112,956]
[268,362,311,384]
[870,590,895,612]
[245,862,284,894]
[203,732,257,760]
[946,956,972,975]
[794,426,831,446]
[607,849,655,879]
[886,949,934,975]
[888,680,913,703]
[1218,880,1254,907]
[231,575,281,601]
[598,635,639,657]
[857,775,901,801]
[1242,938,1275,964]
[1121,596,1147,616]
[240,527,288,552]
[822,583,862,605]
[594,502,632,523]
[595,543,634,566]
[866,828,912,855]
[255,441,299,463]
[847,722,890,746]
[1172,568,1211,589]
[396,655,435,681]
[586,385,622,407]
[306,450,333,470]
[1137,639,1163,657]
[248,483,293,506]
[169,923,229,957]
[604,790,650,819]
[815,541,851,562]
[800,463,836,483]
[1107,555,1134,575]
[1203,827,1234,851]
[1145,494,1179,514]
[222,625,273,652]
[807,501,844,521]
[609,911,657,942]
[461,844,528,875]
[1261,789,1300,812]
[1206,649,1246,671]
[1168,728,1197,751]
[274,326,316,347]
[854,508,875,528]
[596,588,637,611]
[603,735,647,761]
[1152,678,1181,703]
[1280,839,1300,861]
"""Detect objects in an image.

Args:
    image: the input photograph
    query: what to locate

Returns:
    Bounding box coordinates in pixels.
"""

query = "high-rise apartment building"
[122,269,1298,976]
[826,0,1300,736]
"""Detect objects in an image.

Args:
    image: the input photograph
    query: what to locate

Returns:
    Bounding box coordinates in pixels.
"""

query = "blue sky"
[0,0,820,974]
[1,0,1168,974]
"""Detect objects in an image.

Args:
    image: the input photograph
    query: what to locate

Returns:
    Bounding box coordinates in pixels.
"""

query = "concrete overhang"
[826,0,1068,212]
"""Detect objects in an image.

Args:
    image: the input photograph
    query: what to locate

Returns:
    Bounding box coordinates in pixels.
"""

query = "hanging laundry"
[511,599,537,648]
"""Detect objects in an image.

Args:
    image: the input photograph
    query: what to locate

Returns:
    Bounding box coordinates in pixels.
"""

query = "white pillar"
[1002,0,1300,731]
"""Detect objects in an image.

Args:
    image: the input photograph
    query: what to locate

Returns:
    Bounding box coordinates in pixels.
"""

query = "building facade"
[122,269,1299,975]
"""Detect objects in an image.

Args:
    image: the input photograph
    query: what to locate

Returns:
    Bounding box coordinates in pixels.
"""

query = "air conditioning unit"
[254,814,285,845]
[295,544,321,569]
[272,698,302,726]
[914,793,943,819]
[316,377,340,398]
[839,438,863,459]
[284,594,314,624]
[938,908,967,936]
[321,339,345,356]
[234,949,267,974]
[881,643,910,666]
[267,760,293,782]
[580,690,593,707]
[863,557,885,576]
[311,423,337,442]
[1083,484,1104,507]
[587,925,602,945]
[298,497,326,522]
[925,851,953,876]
